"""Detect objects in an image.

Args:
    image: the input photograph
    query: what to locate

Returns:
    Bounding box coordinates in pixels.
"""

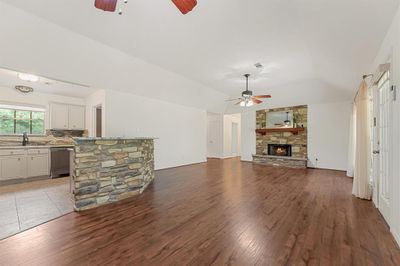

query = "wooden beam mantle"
[255,127,305,136]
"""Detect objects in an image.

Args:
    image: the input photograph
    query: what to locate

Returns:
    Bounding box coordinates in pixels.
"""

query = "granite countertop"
[73,137,157,141]
[0,145,74,149]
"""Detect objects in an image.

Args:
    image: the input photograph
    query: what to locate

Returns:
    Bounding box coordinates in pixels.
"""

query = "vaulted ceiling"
[0,0,398,111]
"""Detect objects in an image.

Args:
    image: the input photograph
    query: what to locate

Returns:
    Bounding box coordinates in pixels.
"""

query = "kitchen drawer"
[0,149,26,156]
[28,148,49,155]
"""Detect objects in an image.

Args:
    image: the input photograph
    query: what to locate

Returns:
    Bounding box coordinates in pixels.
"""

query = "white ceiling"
[0,68,97,98]
[0,0,398,101]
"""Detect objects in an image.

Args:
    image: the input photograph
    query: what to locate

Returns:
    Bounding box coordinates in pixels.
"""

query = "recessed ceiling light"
[15,85,34,94]
[18,73,39,82]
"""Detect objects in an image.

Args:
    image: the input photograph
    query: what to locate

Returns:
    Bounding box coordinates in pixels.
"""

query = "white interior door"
[207,120,221,158]
[231,122,239,157]
[377,71,391,223]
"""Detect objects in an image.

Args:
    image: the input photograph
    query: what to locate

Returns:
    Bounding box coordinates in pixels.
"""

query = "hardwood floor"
[0,158,399,265]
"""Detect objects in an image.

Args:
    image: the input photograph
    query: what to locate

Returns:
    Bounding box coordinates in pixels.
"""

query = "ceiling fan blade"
[253,95,272,99]
[235,100,243,105]
[94,0,117,12]
[225,98,242,102]
[172,0,197,14]
[251,98,263,104]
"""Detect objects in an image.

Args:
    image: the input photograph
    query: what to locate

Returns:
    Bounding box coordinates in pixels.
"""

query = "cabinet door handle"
[18,158,20,161]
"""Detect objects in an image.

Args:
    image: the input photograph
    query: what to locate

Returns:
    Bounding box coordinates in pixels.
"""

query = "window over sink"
[0,104,45,135]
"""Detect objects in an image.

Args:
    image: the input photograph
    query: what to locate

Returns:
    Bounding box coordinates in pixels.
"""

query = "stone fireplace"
[252,105,308,168]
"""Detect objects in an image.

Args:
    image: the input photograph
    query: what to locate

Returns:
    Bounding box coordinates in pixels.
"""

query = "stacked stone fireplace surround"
[253,105,308,168]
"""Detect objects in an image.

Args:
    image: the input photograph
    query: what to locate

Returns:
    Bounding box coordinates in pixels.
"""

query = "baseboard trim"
[207,156,241,160]
[155,160,207,171]
[391,228,400,248]
[306,167,347,173]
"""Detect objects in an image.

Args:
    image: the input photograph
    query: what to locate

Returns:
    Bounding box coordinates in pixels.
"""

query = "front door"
[376,71,392,223]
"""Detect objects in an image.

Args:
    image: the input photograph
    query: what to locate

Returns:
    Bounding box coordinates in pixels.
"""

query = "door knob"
[373,150,380,154]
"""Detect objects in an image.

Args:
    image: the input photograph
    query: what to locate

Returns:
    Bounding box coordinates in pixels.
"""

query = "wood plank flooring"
[0,158,399,265]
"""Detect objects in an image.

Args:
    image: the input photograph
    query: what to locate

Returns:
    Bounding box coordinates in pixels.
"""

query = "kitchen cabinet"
[0,148,50,181]
[50,103,85,130]
[50,103,69,129]
[27,155,49,178]
[0,156,27,180]
[68,105,85,130]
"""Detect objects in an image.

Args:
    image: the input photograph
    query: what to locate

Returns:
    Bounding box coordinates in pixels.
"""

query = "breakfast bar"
[72,137,155,211]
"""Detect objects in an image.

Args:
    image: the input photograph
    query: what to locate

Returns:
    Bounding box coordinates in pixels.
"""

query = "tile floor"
[0,177,73,240]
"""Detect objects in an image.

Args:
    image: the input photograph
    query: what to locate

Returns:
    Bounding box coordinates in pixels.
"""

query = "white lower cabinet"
[0,148,50,181]
[27,155,49,178]
[0,156,26,180]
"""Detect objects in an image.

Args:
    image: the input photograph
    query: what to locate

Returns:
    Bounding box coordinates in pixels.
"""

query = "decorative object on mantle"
[266,110,293,128]
[255,127,305,135]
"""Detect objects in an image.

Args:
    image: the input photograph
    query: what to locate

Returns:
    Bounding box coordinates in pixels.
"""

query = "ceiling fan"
[226,74,271,107]
[94,0,197,15]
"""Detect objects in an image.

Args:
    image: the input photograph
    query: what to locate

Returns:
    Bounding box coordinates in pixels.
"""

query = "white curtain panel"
[347,104,356,177]
[352,80,372,200]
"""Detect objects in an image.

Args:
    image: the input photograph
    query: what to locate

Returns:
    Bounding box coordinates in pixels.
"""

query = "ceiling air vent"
[254,62,263,69]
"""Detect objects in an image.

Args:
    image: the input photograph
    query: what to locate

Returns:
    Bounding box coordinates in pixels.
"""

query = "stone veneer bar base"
[252,154,307,169]
[73,137,155,211]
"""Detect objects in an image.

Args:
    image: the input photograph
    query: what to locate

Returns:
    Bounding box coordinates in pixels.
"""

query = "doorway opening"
[95,105,102,137]
[231,122,239,157]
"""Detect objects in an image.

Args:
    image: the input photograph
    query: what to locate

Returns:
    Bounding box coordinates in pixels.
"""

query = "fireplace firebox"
[267,144,292,157]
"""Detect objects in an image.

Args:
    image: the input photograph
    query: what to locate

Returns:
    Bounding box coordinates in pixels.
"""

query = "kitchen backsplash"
[0,129,88,146]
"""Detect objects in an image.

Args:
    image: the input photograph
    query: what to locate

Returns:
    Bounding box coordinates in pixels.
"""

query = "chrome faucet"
[22,132,29,146]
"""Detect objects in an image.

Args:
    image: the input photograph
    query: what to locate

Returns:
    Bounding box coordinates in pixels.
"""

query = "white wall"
[85,90,106,137]
[105,90,207,170]
[240,102,352,171]
[0,86,85,130]
[225,79,354,114]
[0,2,228,114]
[308,102,352,170]
[370,6,400,246]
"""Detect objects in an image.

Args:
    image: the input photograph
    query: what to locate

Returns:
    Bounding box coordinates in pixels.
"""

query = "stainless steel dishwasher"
[50,147,71,178]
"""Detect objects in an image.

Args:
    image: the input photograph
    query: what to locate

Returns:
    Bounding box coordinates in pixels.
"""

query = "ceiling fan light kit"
[15,85,34,94]
[227,74,271,107]
[94,0,197,15]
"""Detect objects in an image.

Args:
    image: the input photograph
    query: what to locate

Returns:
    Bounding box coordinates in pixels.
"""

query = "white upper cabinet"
[50,103,85,130]
[69,105,85,130]
[50,103,69,130]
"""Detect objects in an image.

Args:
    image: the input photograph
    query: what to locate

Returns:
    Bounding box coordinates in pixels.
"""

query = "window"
[0,104,45,135]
